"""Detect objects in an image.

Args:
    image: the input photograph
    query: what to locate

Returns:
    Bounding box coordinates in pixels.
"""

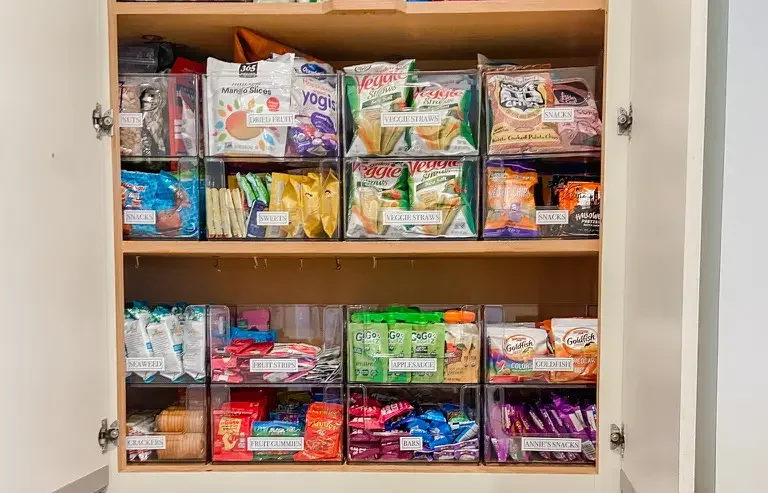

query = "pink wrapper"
[350,393,381,408]
[349,444,380,460]
[349,429,377,443]
[380,401,414,422]
[349,416,384,430]
[491,437,509,462]
[349,405,382,418]
[380,452,412,461]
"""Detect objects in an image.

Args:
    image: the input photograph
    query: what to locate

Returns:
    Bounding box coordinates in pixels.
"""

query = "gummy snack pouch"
[206,56,293,157]
[124,309,156,382]
[385,321,412,384]
[348,321,387,383]
[294,402,343,461]
[483,162,538,238]
[251,420,303,461]
[407,159,476,237]
[486,324,549,383]
[344,59,415,156]
[549,318,598,383]
[181,305,206,381]
[442,311,480,384]
[410,322,445,384]
[289,75,339,157]
[410,80,476,155]
[346,161,409,238]
[557,181,601,237]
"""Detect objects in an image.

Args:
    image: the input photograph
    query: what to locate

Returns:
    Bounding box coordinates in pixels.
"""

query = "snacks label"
[124,210,157,225]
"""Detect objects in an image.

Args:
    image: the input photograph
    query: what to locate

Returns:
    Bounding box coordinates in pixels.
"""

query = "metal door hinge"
[617,105,633,136]
[98,418,119,453]
[610,423,625,455]
[92,103,114,139]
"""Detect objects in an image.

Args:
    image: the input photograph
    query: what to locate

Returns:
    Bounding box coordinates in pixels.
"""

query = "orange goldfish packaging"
[546,318,598,383]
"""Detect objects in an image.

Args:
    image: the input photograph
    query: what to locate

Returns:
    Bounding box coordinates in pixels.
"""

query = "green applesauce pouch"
[410,314,445,383]
[385,313,412,384]
[348,313,387,383]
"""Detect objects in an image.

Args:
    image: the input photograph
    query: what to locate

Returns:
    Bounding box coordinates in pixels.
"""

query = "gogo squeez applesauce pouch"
[407,159,476,237]
[385,314,412,384]
[346,161,409,238]
[344,59,415,156]
[348,313,388,383]
[206,56,294,157]
[410,314,445,384]
[410,76,476,155]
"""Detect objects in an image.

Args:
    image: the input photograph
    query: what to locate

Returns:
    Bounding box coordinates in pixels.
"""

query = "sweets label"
[532,357,575,372]
[126,357,165,372]
[382,210,443,226]
[247,437,305,451]
[535,210,569,225]
[399,436,424,451]
[124,210,156,225]
[521,437,582,453]
[381,111,442,127]
[542,108,575,123]
[388,358,437,372]
[126,436,166,450]
[246,112,296,127]
[256,211,290,226]
[250,358,299,373]
[119,112,143,128]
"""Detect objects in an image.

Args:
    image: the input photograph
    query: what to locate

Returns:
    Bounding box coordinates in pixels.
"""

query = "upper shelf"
[114,0,606,62]
[122,240,599,258]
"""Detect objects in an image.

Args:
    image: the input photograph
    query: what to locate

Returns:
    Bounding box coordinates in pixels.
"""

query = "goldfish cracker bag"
[483,162,538,238]
[410,76,476,155]
[344,60,415,156]
[548,318,598,383]
[486,324,550,383]
[407,159,476,237]
[346,161,409,238]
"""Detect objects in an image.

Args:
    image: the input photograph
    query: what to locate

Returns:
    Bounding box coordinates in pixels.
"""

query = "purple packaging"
[583,404,598,443]
[508,406,532,462]
[349,444,380,460]
[289,76,339,157]
[491,437,509,462]
[350,429,376,443]
[553,396,596,462]
[456,448,480,461]
[542,403,579,461]
[526,404,563,461]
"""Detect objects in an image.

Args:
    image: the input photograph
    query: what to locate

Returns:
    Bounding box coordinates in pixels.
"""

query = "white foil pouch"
[182,305,206,381]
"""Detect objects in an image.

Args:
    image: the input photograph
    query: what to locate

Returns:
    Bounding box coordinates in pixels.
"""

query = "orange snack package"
[483,162,539,238]
[234,27,326,64]
[294,402,343,461]
[548,318,598,383]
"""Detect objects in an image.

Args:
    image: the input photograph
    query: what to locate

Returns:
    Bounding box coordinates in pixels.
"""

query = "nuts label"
[388,358,437,372]
[119,113,143,128]
[250,358,299,373]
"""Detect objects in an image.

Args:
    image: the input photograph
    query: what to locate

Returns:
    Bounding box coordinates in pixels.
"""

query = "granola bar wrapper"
[407,159,476,237]
[410,77,476,155]
[346,161,409,238]
[344,60,415,156]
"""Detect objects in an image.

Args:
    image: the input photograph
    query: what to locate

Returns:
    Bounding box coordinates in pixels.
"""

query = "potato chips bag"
[346,161,409,238]
[407,160,476,237]
[344,60,415,156]
[410,79,476,155]
[483,162,539,238]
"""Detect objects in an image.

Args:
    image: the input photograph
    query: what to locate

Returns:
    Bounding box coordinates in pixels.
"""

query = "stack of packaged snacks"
[346,159,477,239]
[347,390,480,462]
[124,302,206,383]
[210,306,343,384]
[485,391,596,464]
[486,318,598,384]
[121,161,201,240]
[347,307,480,384]
[205,161,340,240]
[212,388,343,462]
[344,61,478,157]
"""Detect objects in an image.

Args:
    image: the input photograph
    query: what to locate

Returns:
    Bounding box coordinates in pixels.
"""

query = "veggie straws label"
[250,358,299,373]
[388,358,437,372]
[248,437,305,451]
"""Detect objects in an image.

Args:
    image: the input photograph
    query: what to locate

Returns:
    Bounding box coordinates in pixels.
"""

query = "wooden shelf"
[122,240,600,258]
[122,462,597,474]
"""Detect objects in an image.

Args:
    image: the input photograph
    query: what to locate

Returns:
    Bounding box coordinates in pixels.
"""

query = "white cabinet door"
[619,0,708,492]
[0,0,111,490]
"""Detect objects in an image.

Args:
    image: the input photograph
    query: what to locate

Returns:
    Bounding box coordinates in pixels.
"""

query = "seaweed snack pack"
[485,393,596,464]
[346,160,477,239]
[348,393,479,462]
[121,166,200,239]
[485,69,602,155]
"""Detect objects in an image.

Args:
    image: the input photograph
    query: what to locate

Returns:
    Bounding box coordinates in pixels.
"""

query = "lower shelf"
[122,463,597,474]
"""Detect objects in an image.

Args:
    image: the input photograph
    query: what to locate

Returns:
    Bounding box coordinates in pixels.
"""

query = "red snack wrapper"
[349,404,381,419]
[380,401,413,423]
[349,444,380,460]
[349,416,385,430]
[349,428,376,443]
[294,402,343,461]
[213,402,265,461]
[350,394,382,408]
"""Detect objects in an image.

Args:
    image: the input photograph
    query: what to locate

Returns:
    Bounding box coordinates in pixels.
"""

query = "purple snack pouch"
[523,404,555,461]
[289,76,339,157]
[583,404,598,443]
[554,397,596,462]
[491,437,509,462]
[539,402,579,461]
[508,406,532,462]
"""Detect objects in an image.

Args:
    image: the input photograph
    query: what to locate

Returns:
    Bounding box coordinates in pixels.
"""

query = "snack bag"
[549,318,598,383]
[234,27,327,65]
[346,161,409,238]
[181,305,206,381]
[321,171,340,237]
[206,56,293,157]
[344,59,415,156]
[294,402,343,461]
[483,162,538,238]
[145,309,185,381]
[556,181,601,237]
[407,159,476,237]
[289,72,339,157]
[118,76,170,157]
[251,421,303,461]
[266,172,304,238]
[213,402,264,462]
[442,310,480,384]
[385,316,412,384]
[486,324,549,383]
[410,318,445,384]
[124,308,156,382]
[348,316,387,383]
[410,78,476,155]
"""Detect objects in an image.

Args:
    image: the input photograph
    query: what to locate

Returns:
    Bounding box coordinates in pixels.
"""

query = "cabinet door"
[619,0,707,492]
[0,0,111,491]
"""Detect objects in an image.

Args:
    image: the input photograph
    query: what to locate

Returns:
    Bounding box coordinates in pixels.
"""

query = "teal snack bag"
[348,314,387,383]
[385,316,412,384]
[411,315,446,383]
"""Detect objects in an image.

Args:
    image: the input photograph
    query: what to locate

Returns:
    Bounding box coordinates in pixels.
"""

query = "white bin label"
[124,210,156,225]
[247,112,296,127]
[256,211,290,226]
[382,210,442,226]
[532,358,574,372]
[399,436,423,451]
[542,108,575,123]
[388,358,437,372]
[521,437,582,453]
[535,210,569,225]
[119,113,143,128]
[250,358,299,373]
[248,437,305,451]
[381,112,442,127]
[126,436,166,450]
[126,357,165,372]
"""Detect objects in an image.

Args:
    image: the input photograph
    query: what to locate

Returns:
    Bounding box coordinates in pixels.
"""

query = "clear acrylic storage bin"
[347,384,480,463]
[482,157,601,240]
[124,303,208,384]
[210,305,343,385]
[210,384,343,463]
[344,157,479,239]
[204,72,340,158]
[204,158,341,240]
[484,67,602,156]
[121,159,202,240]
[347,305,481,384]
[484,304,598,384]
[126,384,208,463]
[118,73,200,159]
[343,68,480,157]
[484,387,596,464]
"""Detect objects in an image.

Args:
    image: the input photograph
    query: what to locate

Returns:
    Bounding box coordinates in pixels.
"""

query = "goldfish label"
[119,113,143,128]
[248,437,304,451]
[381,112,442,127]
[399,436,424,451]
[124,210,156,225]
[126,436,166,450]
[521,437,582,453]
[532,358,575,372]
[383,210,443,225]
[389,358,437,372]
[247,112,296,127]
[542,108,575,123]
[536,210,569,225]
[250,358,299,373]
[126,357,165,372]
[256,211,290,226]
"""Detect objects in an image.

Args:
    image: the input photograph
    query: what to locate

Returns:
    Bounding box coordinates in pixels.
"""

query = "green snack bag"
[410,314,445,383]
[348,315,387,383]
[385,314,412,384]
[246,172,269,205]
[236,172,257,207]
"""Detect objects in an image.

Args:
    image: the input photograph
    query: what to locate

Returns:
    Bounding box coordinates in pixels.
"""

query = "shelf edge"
[121,463,597,474]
